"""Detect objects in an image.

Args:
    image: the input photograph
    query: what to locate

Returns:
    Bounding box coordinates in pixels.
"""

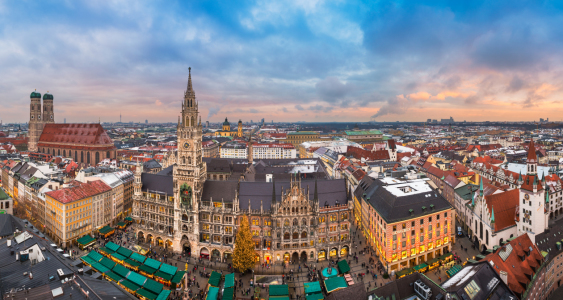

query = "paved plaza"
[58,219,482,300]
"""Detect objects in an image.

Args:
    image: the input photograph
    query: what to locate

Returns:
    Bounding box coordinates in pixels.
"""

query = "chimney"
[499,270,508,286]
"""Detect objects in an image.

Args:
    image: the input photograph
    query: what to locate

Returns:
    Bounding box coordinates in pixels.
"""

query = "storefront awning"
[395,267,414,278]
[77,235,95,247]
[413,263,428,271]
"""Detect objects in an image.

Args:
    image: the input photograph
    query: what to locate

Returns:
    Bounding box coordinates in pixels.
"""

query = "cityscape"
[1,2,563,300]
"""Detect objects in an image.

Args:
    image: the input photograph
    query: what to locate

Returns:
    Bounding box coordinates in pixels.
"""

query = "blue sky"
[1,0,563,123]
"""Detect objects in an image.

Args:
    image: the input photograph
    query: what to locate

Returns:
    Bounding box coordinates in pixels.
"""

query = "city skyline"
[1,1,563,123]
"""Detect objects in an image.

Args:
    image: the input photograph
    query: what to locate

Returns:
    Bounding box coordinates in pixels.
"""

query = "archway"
[499,238,504,246]
[300,251,307,262]
[212,249,221,261]
[183,243,191,255]
[340,246,349,257]
[200,248,210,259]
[330,247,338,258]
[481,244,488,253]
[318,249,326,260]
[156,236,163,246]
[165,239,173,249]
[138,231,145,243]
[146,234,153,244]
[284,252,290,262]
[473,236,479,249]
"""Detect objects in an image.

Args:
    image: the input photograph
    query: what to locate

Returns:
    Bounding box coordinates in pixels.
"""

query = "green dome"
[223,117,230,126]
[30,91,41,98]
[43,93,53,100]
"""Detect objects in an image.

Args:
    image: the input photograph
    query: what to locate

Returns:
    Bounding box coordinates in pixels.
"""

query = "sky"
[1,0,563,123]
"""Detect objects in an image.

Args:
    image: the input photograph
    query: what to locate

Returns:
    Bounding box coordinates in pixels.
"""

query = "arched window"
[188,156,192,164]
[87,152,90,164]
[81,151,84,163]
[58,149,60,156]
[182,157,186,164]
[107,151,110,159]
[301,231,307,238]
[75,151,78,161]
[63,150,66,157]
[95,152,100,164]
[284,232,290,240]
[284,219,289,227]
[191,117,195,127]
[293,218,298,226]
[302,218,307,226]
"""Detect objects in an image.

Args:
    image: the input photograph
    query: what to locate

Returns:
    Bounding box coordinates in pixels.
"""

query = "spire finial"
[187,67,193,92]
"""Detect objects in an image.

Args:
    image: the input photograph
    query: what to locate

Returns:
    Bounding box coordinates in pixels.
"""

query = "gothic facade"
[132,70,352,263]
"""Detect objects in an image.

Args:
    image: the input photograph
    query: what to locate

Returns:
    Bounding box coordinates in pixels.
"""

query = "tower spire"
[491,205,495,223]
[187,67,193,93]
[479,178,484,197]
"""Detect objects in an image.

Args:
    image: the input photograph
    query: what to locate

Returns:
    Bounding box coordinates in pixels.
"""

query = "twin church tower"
[28,91,55,152]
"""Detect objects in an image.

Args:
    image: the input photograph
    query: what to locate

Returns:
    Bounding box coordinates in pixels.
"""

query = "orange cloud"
[434,91,470,100]
[407,91,431,100]
[155,99,162,106]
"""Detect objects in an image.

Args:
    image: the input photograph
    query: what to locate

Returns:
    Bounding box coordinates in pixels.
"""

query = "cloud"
[315,77,353,103]
[208,106,220,118]
[308,104,333,113]
[407,91,432,101]
[506,76,526,93]
[371,95,409,119]
[523,83,558,108]
[295,105,304,111]
[282,107,288,112]
[155,99,162,106]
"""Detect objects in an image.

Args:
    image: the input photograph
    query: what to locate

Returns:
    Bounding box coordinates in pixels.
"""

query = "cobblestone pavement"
[64,223,482,300]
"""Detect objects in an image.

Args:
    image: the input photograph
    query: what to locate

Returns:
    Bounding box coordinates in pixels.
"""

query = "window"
[420,219,424,225]
[437,214,440,220]
[429,217,432,222]
[402,241,406,248]
[393,234,397,241]
[411,221,415,227]
[252,219,259,226]
[225,227,232,234]
[393,225,397,231]
[444,212,447,218]
[402,223,406,229]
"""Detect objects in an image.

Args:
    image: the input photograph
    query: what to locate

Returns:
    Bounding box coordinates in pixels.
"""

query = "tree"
[232,215,255,273]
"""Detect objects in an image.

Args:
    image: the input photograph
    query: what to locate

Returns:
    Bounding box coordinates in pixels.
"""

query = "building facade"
[356,176,455,273]
[132,70,352,262]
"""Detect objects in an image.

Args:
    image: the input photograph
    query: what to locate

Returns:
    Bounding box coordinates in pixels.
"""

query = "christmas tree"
[232,215,255,273]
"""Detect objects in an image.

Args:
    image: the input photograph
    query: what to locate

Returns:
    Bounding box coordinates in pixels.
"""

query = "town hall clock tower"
[172,67,207,252]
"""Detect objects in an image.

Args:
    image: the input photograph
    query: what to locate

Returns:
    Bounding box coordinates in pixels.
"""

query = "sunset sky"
[1,1,563,123]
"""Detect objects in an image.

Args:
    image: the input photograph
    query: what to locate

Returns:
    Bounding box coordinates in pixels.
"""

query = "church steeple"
[479,178,484,197]
[187,67,193,93]
[491,205,495,223]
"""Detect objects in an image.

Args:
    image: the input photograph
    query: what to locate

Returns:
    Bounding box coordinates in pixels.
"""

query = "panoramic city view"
[1,1,563,300]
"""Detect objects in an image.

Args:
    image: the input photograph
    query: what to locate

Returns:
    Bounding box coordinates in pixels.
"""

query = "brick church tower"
[28,91,54,152]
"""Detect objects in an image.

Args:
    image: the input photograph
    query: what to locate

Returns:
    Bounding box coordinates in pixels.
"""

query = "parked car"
[458,227,463,236]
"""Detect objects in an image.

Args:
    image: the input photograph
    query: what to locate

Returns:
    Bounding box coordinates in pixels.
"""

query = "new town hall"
[132,69,352,263]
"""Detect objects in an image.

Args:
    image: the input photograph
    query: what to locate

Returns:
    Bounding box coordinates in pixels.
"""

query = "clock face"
[50,115,53,119]
[524,194,530,200]
[183,142,190,149]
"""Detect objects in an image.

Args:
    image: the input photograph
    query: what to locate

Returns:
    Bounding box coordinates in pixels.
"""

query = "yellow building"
[215,117,240,137]
[45,180,112,247]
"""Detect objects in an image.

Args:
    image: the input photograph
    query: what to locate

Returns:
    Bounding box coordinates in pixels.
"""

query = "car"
[457,227,463,236]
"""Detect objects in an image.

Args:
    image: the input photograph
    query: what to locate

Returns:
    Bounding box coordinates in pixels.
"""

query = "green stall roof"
[106,271,124,283]
[427,258,440,265]
[125,216,133,221]
[113,264,131,278]
[105,241,120,252]
[117,246,133,258]
[337,260,350,274]
[99,225,114,235]
[143,278,164,294]
[138,265,157,275]
[127,271,148,286]
[224,273,235,288]
[130,252,147,263]
[137,288,157,300]
[304,281,322,295]
[413,263,428,271]
[395,268,414,278]
[81,256,96,266]
[156,290,171,300]
[269,285,289,297]
[159,263,178,275]
[125,259,141,268]
[206,287,219,300]
[88,251,104,262]
[119,279,140,292]
[208,271,222,287]
[154,271,172,281]
[117,221,127,227]
[99,247,115,255]
[77,235,95,246]
[222,287,234,300]
[111,253,127,261]
[100,257,116,270]
[171,271,186,284]
[92,262,110,274]
[324,277,347,293]
[144,258,162,270]
[446,265,463,278]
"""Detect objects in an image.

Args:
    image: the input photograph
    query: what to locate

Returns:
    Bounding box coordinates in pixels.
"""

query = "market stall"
[77,235,95,251]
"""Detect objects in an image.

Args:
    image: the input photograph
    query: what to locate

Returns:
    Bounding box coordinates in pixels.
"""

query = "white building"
[252,143,296,159]
[220,143,248,159]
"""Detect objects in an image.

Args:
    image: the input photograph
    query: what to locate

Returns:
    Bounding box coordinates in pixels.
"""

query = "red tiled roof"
[473,156,503,165]
[46,180,111,204]
[443,174,461,188]
[346,147,390,161]
[485,234,542,295]
[427,166,444,178]
[352,169,366,181]
[38,123,113,146]
[484,189,519,232]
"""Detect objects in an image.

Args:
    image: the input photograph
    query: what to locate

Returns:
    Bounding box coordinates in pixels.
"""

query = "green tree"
[232,215,255,273]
